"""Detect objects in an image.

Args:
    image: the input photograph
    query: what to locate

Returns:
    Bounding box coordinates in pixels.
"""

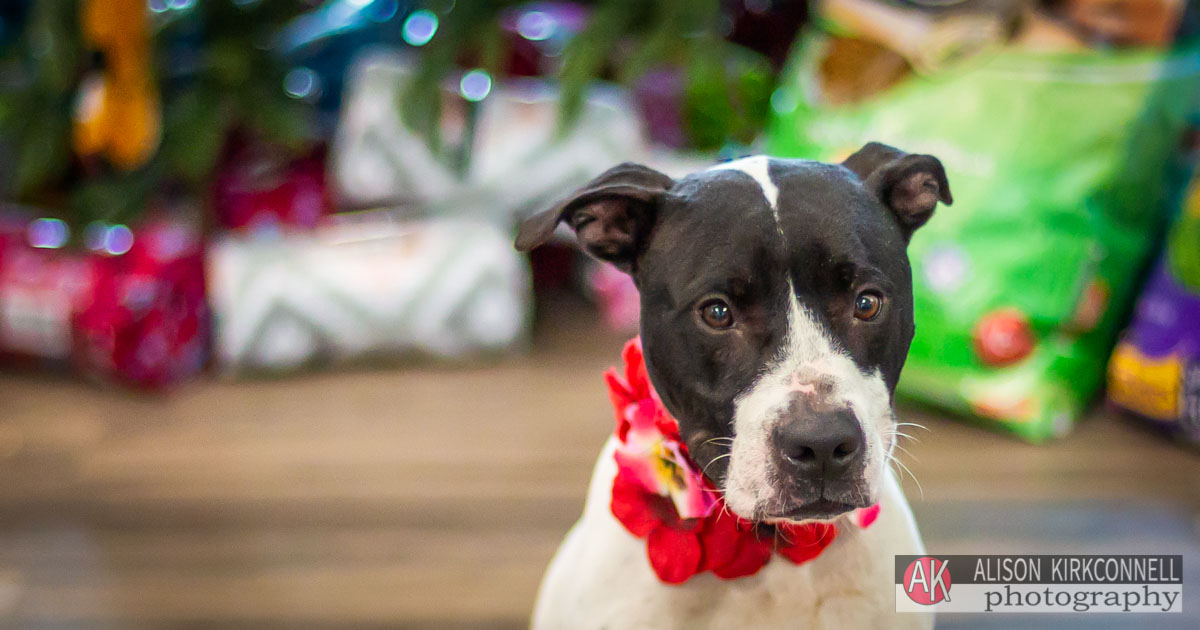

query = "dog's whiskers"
[889,442,918,462]
[886,452,923,499]
[702,453,732,476]
[882,428,920,446]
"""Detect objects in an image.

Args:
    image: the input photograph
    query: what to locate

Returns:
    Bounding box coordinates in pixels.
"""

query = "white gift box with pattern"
[208,217,530,373]
[332,49,646,223]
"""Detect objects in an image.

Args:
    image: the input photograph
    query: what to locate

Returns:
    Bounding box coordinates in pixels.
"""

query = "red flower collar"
[605,338,881,584]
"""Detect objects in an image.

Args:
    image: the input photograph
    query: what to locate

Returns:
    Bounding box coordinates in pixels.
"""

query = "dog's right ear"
[515,162,674,273]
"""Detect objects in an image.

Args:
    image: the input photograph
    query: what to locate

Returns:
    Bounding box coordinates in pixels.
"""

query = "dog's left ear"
[515,162,674,273]
[842,142,952,241]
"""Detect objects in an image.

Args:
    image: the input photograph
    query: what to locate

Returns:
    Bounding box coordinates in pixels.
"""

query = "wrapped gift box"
[0,210,208,389]
[208,215,531,373]
[331,49,643,225]
[213,150,331,233]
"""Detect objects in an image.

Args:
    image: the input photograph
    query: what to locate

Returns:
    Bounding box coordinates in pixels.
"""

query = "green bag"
[768,31,1200,441]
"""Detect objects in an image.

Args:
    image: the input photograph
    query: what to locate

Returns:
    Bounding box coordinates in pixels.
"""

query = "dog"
[515,143,951,629]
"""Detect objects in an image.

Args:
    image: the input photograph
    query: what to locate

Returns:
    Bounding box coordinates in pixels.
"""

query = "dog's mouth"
[764,496,868,524]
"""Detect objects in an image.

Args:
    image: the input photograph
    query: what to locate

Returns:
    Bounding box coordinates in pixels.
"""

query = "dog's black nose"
[775,408,864,480]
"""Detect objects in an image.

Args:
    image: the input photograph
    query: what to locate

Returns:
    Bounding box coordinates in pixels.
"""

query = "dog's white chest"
[531,438,932,630]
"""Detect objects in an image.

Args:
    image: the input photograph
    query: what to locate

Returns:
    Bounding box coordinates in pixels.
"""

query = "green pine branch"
[402,0,777,153]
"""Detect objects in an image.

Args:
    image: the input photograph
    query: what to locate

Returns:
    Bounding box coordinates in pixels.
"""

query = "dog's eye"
[699,300,734,329]
[854,291,883,321]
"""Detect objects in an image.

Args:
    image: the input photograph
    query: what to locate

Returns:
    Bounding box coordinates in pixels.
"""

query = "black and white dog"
[516,143,951,629]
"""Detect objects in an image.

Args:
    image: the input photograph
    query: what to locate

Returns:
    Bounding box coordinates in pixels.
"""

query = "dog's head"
[517,143,950,524]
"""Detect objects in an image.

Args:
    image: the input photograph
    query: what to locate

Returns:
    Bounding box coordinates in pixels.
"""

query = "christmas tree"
[0,0,315,232]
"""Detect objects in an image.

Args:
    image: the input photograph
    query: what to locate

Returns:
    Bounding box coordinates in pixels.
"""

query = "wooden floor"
[0,294,1198,629]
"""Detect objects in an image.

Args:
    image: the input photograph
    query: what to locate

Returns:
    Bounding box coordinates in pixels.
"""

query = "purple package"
[1107,258,1200,444]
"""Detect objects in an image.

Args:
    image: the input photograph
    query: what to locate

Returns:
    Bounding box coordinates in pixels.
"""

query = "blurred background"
[0,0,1198,628]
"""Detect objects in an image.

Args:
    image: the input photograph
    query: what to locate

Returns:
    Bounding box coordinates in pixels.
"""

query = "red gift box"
[213,151,330,233]
[0,211,208,389]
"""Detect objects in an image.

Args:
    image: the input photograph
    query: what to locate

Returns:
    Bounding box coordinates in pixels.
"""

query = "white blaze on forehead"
[723,282,895,521]
[708,156,779,211]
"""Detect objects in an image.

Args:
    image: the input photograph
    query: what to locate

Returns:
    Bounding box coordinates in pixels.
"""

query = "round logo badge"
[903,556,953,605]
